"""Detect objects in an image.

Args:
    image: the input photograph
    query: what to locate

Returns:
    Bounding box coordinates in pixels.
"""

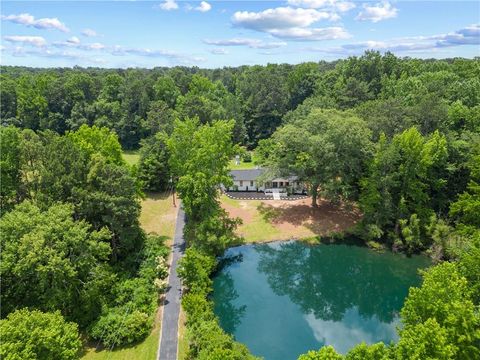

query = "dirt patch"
[259,198,359,234]
[221,195,360,242]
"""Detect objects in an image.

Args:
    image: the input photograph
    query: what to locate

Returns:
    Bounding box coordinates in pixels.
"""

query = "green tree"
[400,262,480,359]
[0,309,82,360]
[138,133,171,191]
[68,124,125,165]
[153,76,180,107]
[0,201,112,326]
[261,109,372,206]
[168,117,235,221]
[0,126,21,212]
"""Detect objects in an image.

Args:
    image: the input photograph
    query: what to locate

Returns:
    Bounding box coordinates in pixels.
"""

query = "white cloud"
[1,13,69,32]
[156,0,179,11]
[82,28,98,37]
[356,1,398,23]
[231,6,348,41]
[232,7,336,31]
[269,26,350,41]
[288,0,355,12]
[196,1,212,12]
[209,48,228,55]
[203,38,287,49]
[67,36,80,44]
[306,24,480,55]
[4,35,47,47]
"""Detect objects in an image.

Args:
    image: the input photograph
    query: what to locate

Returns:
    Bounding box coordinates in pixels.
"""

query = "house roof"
[230,168,265,181]
[230,168,299,182]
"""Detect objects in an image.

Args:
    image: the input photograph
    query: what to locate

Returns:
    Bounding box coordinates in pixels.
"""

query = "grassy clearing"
[81,192,177,360]
[229,151,259,170]
[220,194,360,243]
[122,150,140,166]
[140,192,177,243]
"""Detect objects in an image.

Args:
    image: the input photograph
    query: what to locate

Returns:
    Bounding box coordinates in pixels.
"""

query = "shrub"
[89,308,151,347]
[0,309,81,360]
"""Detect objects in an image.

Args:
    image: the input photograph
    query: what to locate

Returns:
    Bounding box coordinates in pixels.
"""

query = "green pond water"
[212,241,430,360]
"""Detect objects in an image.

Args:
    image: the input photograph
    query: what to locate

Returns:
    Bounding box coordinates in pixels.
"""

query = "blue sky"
[1,1,479,68]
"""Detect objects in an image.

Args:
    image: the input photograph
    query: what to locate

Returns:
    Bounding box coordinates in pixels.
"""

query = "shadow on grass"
[256,200,361,236]
[144,191,171,201]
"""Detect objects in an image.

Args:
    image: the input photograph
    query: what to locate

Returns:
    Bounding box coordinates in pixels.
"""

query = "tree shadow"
[212,272,246,334]
[256,200,361,236]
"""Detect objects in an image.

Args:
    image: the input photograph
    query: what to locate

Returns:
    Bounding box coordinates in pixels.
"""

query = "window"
[250,181,254,187]
[240,180,243,186]
[273,182,278,188]
[279,181,284,186]
[286,181,289,186]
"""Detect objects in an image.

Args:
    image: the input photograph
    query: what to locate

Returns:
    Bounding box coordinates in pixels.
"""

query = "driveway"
[158,206,185,360]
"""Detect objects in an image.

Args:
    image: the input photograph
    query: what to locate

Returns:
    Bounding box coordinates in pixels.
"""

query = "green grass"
[220,195,282,243]
[82,323,160,360]
[122,150,140,166]
[229,151,259,170]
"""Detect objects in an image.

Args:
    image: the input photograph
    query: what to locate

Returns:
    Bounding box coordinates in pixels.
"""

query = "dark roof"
[230,168,265,181]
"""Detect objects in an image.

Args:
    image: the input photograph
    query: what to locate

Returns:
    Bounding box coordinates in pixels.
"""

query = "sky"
[1,1,479,68]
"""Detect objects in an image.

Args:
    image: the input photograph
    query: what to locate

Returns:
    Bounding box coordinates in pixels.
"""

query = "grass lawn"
[82,310,161,360]
[81,192,178,360]
[122,150,140,166]
[221,194,360,243]
[177,307,188,360]
[229,151,259,170]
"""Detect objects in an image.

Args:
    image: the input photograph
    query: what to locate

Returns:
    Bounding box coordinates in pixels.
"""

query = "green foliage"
[178,248,216,294]
[0,201,112,327]
[261,108,372,206]
[89,234,169,347]
[0,309,82,360]
[298,346,343,360]
[89,308,151,348]
[0,126,21,212]
[359,128,450,250]
[400,262,480,359]
[68,124,125,165]
[168,117,235,221]
[138,133,170,192]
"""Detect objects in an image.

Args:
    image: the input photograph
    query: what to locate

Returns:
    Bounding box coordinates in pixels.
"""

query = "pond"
[212,241,430,360]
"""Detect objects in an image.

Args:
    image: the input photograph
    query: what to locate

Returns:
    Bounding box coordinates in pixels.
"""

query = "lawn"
[82,310,162,360]
[221,194,361,243]
[81,191,178,360]
[229,151,259,170]
[122,150,140,166]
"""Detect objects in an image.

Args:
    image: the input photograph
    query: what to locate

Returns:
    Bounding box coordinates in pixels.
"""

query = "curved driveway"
[158,206,185,360]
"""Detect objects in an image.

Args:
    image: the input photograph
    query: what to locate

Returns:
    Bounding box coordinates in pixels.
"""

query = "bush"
[178,248,216,294]
[89,308,151,347]
[242,152,252,163]
[0,309,81,360]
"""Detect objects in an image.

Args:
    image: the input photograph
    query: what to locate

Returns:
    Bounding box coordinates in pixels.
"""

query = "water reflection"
[255,241,423,323]
[213,272,246,334]
[212,241,429,360]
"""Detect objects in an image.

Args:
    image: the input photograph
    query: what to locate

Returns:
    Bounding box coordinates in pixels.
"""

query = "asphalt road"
[158,206,185,360]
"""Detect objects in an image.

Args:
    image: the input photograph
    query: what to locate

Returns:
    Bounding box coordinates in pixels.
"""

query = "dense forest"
[1,51,479,359]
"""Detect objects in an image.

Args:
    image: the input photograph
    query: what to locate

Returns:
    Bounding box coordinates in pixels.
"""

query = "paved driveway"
[158,206,185,360]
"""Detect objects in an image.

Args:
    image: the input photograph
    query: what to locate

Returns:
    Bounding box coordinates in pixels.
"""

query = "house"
[226,168,306,194]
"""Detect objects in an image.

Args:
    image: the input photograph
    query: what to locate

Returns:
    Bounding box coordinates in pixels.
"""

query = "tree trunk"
[311,183,319,208]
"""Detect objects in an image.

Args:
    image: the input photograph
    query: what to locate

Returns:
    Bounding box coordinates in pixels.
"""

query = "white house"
[226,168,306,194]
